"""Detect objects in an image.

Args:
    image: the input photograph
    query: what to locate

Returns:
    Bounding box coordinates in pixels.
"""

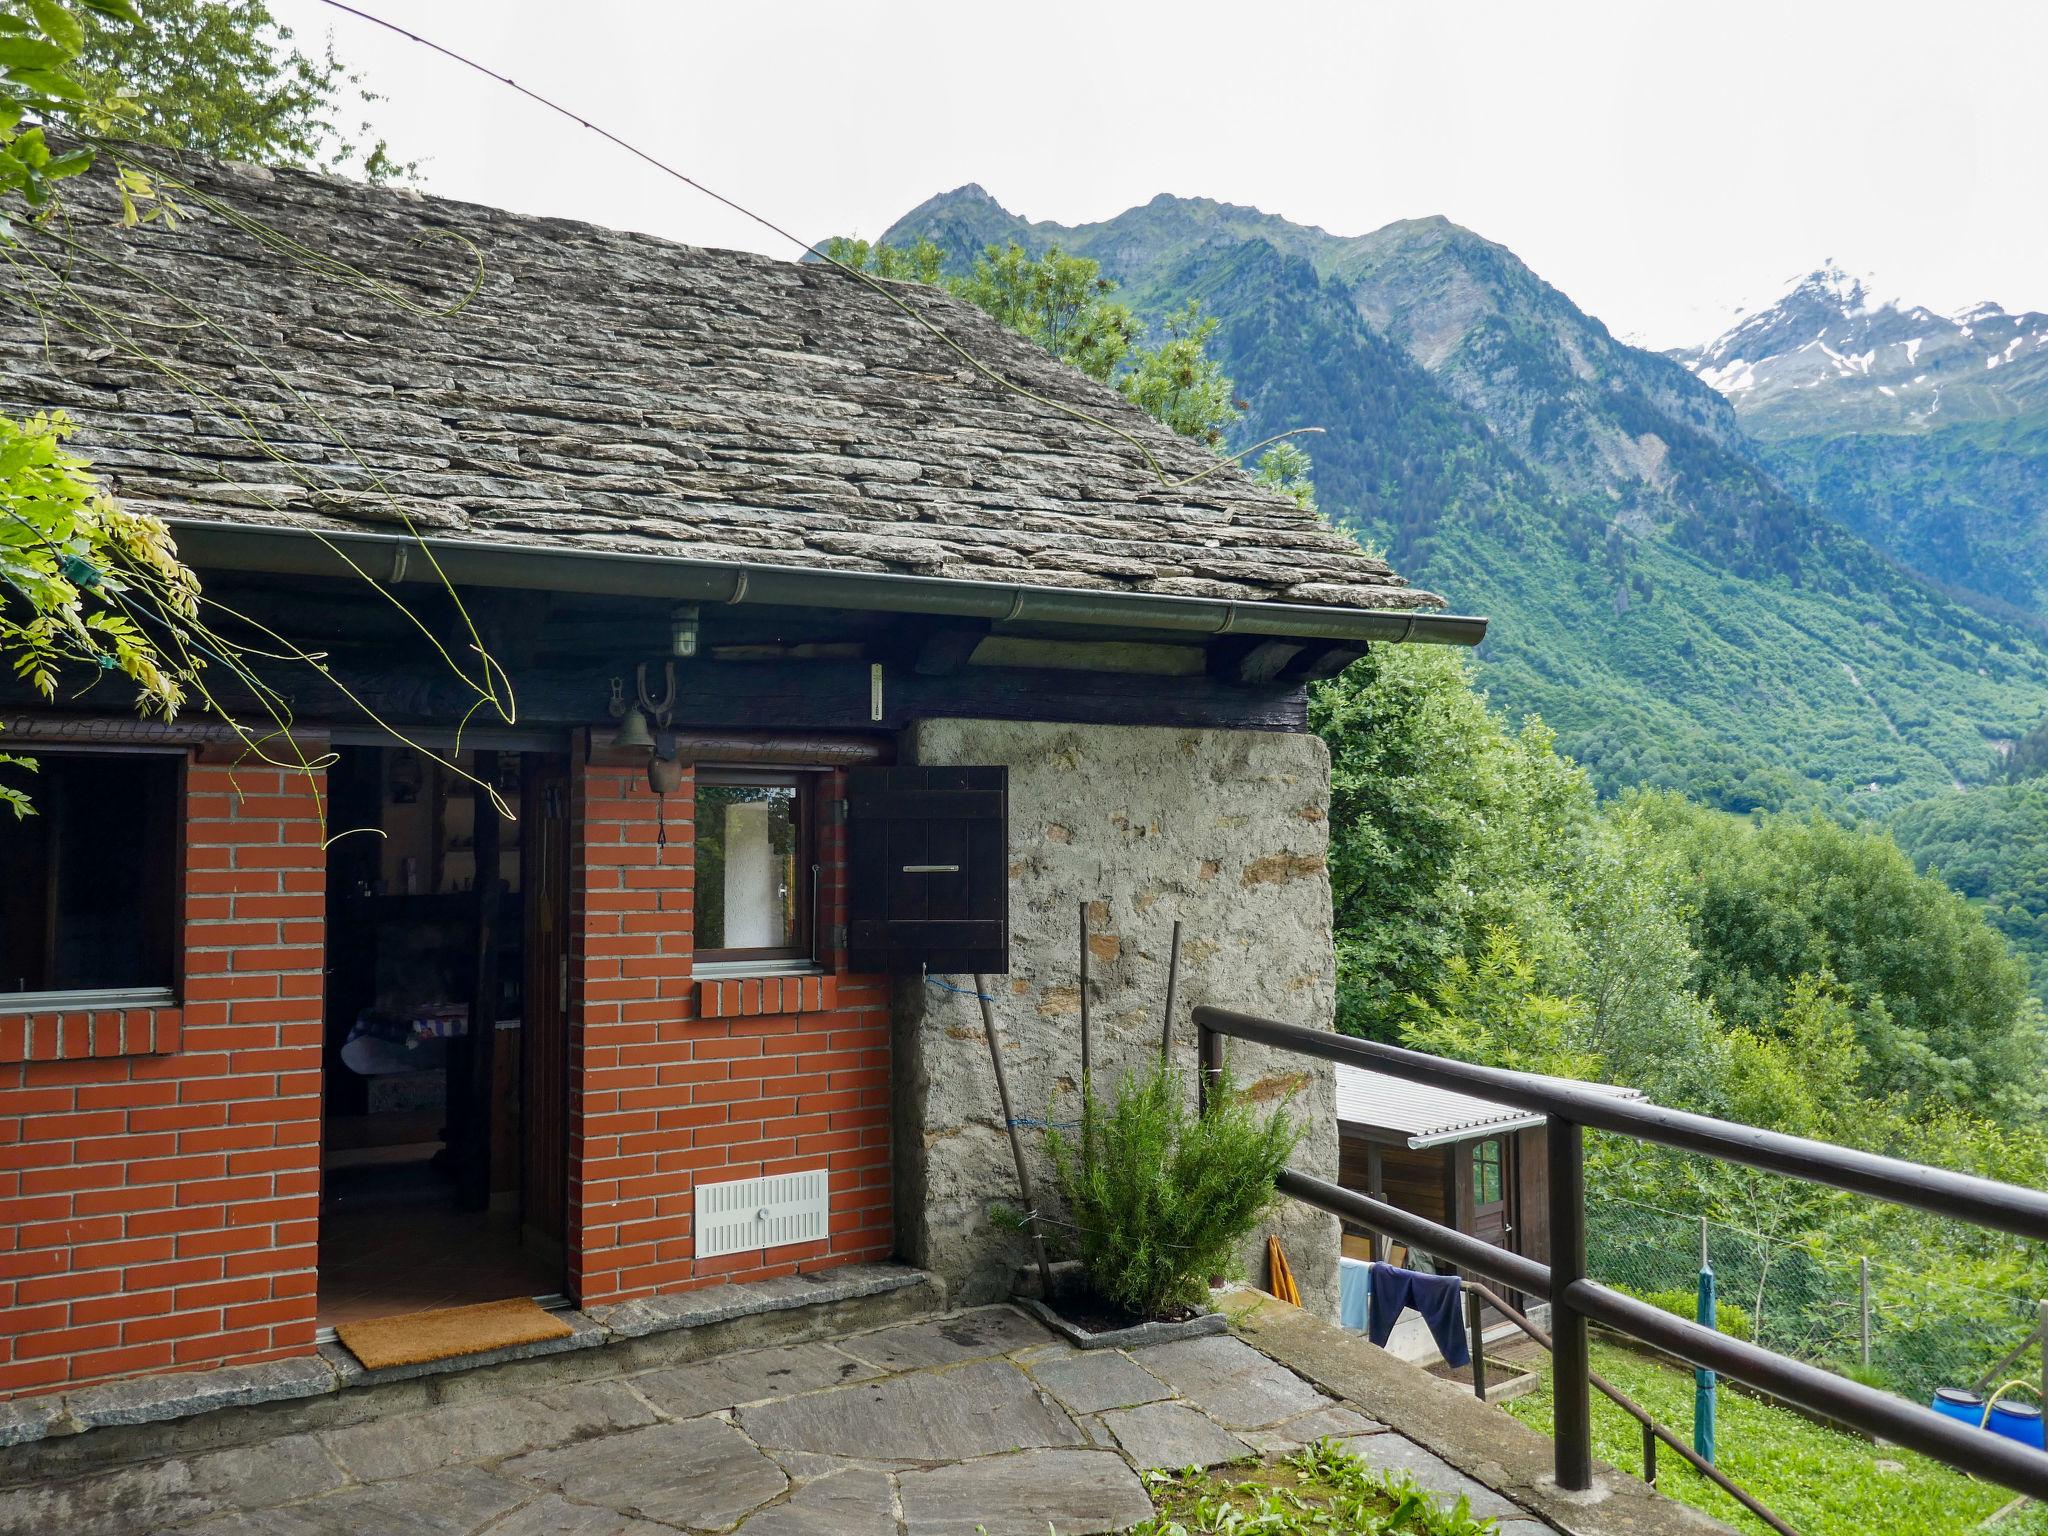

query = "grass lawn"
[1506,1341,2048,1536]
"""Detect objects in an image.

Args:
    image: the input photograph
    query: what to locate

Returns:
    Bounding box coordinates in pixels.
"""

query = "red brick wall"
[0,757,326,1397]
[567,757,892,1305]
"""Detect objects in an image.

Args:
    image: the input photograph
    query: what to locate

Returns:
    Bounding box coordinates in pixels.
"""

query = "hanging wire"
[307,0,1324,491]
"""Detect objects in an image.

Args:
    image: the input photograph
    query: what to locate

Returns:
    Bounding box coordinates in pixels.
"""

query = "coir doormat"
[335,1295,572,1370]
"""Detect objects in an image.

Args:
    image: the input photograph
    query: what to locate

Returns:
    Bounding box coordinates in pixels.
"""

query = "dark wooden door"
[520,756,571,1274]
[1471,1137,1511,1251]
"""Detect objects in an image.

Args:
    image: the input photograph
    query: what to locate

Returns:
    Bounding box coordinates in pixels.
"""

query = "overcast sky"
[272,0,2048,349]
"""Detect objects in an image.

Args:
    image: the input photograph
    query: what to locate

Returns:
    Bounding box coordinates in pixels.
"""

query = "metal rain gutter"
[167,521,1490,649]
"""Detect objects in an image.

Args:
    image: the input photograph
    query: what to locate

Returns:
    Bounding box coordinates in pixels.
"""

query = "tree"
[1254,440,1317,513]
[949,240,1138,384]
[1115,299,1238,448]
[2,0,208,817]
[823,233,948,287]
[73,0,411,181]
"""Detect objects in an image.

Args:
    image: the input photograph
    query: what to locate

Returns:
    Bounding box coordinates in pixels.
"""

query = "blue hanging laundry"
[1367,1261,1470,1367]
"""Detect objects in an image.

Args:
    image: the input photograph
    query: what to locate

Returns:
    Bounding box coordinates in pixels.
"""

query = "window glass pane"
[0,753,179,995]
[1474,1140,1502,1205]
[694,782,799,953]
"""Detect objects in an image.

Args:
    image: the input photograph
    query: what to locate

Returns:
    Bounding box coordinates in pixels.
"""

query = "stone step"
[0,1263,944,1489]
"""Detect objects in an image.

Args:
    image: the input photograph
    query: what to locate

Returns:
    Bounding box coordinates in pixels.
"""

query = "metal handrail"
[1462,1281,1801,1536]
[1197,1006,2048,1241]
[1194,1005,2048,1501]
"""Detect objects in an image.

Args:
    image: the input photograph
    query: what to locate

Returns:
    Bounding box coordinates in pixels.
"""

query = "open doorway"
[317,744,570,1327]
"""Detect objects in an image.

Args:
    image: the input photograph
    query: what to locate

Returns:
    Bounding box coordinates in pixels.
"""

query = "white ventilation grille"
[693,1169,830,1259]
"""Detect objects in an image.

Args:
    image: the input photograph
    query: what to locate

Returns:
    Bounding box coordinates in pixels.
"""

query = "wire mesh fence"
[1587,1196,2041,1407]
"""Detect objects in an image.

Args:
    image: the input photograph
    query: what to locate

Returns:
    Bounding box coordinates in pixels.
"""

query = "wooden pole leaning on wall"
[976,973,1055,1300]
[1078,901,1092,1091]
[1160,919,1183,1060]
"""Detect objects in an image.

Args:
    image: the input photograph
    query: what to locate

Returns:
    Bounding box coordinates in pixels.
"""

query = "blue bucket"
[1932,1387,1985,1429]
[1989,1400,2046,1450]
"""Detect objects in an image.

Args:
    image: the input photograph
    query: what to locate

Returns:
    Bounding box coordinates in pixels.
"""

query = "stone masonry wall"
[893,719,1340,1315]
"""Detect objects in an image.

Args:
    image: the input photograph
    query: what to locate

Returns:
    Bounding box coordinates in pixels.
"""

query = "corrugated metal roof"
[1335,1062,1645,1149]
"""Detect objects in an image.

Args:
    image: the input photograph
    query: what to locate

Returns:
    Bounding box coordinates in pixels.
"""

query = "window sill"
[697,972,840,1020]
[692,960,823,980]
[0,998,183,1064]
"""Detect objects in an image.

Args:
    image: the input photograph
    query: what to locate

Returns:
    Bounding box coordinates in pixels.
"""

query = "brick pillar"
[564,755,892,1308]
[0,756,326,1397]
[566,757,695,1304]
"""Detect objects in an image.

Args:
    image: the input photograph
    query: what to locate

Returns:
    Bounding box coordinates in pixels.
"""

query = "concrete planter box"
[1013,1261,1229,1351]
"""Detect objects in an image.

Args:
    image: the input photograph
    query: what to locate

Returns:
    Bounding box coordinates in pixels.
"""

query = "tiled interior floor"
[318,1162,560,1326]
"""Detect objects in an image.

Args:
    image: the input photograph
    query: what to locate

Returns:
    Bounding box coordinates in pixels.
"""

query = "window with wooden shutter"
[846,766,1008,975]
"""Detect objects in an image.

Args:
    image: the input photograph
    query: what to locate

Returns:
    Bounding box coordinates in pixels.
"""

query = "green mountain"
[1674,262,2048,632]
[880,189,2048,813]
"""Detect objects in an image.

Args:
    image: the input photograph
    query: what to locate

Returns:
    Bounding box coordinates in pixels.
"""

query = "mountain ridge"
[876,188,2048,811]
[1676,260,2048,623]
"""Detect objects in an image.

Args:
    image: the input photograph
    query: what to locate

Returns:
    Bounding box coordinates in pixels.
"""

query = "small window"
[1,751,181,1001]
[694,771,813,965]
[1473,1139,1504,1205]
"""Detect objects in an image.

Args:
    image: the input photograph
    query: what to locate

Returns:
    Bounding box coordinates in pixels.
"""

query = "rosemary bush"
[1045,1060,1301,1319]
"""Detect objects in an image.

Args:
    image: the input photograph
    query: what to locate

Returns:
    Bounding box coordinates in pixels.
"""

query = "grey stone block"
[0,1431,344,1536]
[897,1448,1154,1536]
[0,1393,63,1448]
[318,1379,655,1482]
[1339,1432,1529,1520]
[834,1305,1053,1371]
[1239,1403,1384,1452]
[1127,1334,1332,1429]
[501,1418,788,1531]
[183,1465,528,1535]
[1097,1400,1254,1469]
[741,1356,1083,1461]
[484,1491,684,1536]
[731,1466,897,1536]
[631,1342,877,1418]
[62,1357,339,1433]
[588,1264,928,1342]
[1021,1346,1172,1414]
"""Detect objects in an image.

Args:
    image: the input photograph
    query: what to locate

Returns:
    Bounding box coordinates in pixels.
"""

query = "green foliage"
[1043,1062,1299,1320]
[1618,1284,1754,1342]
[1508,1342,2048,1536]
[0,0,131,226]
[1254,439,1318,513]
[0,7,203,815]
[821,232,946,285]
[1890,779,2048,1000]
[0,411,197,740]
[950,239,1138,384]
[72,0,412,181]
[1132,1440,1500,1536]
[1114,298,1238,448]
[1631,791,2044,1116]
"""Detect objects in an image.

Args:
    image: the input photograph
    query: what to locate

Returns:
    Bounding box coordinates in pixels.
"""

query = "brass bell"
[610,707,655,750]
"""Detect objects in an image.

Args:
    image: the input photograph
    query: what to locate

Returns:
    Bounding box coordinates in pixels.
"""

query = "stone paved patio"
[0,1305,1563,1536]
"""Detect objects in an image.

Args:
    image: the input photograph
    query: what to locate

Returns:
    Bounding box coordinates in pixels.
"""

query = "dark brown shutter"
[847,766,1008,975]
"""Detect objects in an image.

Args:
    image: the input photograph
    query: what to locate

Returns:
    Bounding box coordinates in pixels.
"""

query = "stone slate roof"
[0,152,1439,611]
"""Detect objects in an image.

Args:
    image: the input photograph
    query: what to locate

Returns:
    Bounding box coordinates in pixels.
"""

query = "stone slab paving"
[0,1303,1566,1536]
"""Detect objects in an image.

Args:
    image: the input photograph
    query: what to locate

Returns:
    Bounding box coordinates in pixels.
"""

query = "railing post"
[1549,1116,1593,1491]
[1642,1420,1658,1486]
[1468,1286,1489,1401]
[1859,1257,1872,1368]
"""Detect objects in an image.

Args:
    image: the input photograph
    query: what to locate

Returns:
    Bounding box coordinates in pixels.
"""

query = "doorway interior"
[316,743,571,1327]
